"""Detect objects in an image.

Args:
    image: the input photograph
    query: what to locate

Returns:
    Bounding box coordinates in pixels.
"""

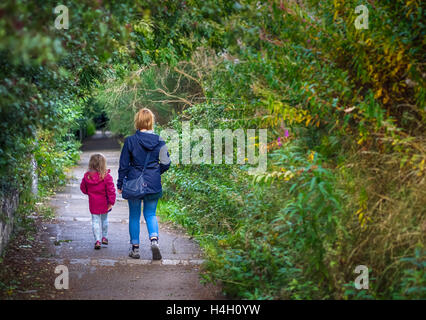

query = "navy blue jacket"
[117,130,171,196]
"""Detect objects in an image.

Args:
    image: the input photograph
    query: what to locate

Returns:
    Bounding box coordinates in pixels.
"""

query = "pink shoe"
[94,241,101,250]
[102,237,108,245]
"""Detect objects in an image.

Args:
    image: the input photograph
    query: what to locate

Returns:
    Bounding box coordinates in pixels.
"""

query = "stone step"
[35,257,205,266]
[55,216,135,223]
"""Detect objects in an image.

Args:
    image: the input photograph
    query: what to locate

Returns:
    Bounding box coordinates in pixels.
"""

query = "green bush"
[34,130,81,195]
[86,119,96,137]
[160,136,346,299]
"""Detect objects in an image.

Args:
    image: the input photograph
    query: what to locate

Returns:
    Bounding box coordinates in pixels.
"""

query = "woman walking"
[117,108,171,260]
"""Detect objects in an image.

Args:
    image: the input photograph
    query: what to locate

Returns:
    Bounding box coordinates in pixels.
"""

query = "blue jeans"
[91,214,108,242]
[128,198,159,245]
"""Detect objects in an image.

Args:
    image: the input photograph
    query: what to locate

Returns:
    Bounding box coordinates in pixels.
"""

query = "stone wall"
[0,192,19,255]
[0,154,37,255]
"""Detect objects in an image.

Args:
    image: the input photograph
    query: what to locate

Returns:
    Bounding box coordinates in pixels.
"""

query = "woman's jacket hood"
[135,130,160,151]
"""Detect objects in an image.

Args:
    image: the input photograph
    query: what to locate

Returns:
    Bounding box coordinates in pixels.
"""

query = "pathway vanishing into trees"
[40,131,223,299]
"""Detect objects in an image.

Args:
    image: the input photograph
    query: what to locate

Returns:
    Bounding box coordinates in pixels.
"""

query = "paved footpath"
[41,131,223,299]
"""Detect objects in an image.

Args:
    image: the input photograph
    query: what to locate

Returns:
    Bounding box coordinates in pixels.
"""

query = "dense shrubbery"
[160,104,424,299]
[160,143,345,299]
[34,130,81,195]
[156,0,425,299]
[85,119,97,137]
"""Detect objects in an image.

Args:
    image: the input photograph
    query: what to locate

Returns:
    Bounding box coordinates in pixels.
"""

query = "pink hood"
[83,170,108,184]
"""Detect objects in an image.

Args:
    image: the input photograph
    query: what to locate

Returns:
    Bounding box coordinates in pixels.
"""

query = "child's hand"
[117,189,122,194]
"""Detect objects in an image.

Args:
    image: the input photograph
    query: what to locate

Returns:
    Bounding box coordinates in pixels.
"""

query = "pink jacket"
[80,169,116,214]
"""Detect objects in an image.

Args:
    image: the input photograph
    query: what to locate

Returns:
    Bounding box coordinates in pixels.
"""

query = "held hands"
[117,189,122,194]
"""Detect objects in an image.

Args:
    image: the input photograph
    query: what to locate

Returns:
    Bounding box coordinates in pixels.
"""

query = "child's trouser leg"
[91,214,102,242]
[101,213,108,239]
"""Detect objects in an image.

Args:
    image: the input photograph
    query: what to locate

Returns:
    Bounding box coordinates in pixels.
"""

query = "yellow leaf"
[333,11,338,20]
[383,95,390,104]
[384,46,389,55]
[374,88,382,99]
[397,50,404,62]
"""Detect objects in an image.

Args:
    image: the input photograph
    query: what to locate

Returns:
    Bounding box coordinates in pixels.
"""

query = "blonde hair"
[134,108,155,131]
[88,153,107,180]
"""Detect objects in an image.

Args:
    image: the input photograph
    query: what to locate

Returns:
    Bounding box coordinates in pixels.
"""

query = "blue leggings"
[128,198,159,245]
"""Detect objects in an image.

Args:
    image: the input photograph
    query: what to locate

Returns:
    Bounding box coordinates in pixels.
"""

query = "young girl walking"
[80,153,116,250]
